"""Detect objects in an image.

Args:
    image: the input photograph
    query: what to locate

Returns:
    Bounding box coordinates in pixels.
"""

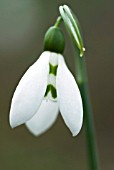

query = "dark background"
[0,0,114,169]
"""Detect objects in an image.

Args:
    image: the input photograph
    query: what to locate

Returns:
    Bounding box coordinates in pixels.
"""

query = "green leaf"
[59,5,85,57]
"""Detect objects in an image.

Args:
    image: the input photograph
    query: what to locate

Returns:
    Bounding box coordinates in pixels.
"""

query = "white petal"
[25,100,59,136]
[56,55,83,136]
[10,52,50,128]
[49,52,58,65]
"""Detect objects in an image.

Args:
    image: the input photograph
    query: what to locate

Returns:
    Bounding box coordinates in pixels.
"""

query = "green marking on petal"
[44,85,50,97]
[44,84,57,99]
[51,85,57,98]
[49,63,58,76]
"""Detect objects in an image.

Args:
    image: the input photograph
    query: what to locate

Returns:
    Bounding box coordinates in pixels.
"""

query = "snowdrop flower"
[9,26,83,136]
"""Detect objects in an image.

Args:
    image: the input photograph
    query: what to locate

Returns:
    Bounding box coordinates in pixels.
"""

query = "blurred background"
[0,0,114,169]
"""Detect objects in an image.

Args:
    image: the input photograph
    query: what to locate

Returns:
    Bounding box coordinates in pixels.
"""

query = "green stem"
[74,48,100,170]
[54,16,62,27]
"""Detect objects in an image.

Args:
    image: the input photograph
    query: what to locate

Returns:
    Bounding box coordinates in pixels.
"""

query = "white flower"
[9,51,83,136]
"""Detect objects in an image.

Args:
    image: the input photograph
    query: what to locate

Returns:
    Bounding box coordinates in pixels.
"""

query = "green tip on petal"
[44,26,65,54]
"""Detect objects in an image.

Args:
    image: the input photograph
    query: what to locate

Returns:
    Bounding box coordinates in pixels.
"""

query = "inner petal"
[44,52,58,101]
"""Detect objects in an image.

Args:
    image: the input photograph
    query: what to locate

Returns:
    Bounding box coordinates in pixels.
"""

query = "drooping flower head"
[9,21,83,137]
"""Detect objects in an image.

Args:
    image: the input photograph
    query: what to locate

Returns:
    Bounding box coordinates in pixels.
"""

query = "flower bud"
[44,26,65,54]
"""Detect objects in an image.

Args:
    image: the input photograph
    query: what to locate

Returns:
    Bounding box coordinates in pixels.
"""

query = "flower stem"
[54,16,62,27]
[74,47,100,170]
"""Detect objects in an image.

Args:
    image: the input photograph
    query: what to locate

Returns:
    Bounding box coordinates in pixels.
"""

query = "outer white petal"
[10,51,50,128]
[25,100,59,136]
[56,55,83,136]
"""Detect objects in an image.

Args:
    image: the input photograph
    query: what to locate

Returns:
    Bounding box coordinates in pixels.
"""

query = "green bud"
[44,26,65,54]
